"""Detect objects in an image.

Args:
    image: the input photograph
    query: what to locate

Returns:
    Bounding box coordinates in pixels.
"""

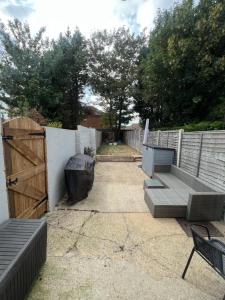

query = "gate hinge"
[7,178,18,186]
[2,135,13,140]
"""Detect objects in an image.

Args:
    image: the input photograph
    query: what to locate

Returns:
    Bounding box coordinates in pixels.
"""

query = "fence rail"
[124,129,225,193]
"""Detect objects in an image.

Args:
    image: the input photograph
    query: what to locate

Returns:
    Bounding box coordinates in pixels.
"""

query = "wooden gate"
[2,117,48,219]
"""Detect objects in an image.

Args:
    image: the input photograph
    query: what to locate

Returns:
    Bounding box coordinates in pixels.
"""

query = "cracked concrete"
[27,162,225,300]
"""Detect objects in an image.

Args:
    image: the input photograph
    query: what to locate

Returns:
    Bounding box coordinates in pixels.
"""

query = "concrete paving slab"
[27,162,225,300]
[60,162,150,212]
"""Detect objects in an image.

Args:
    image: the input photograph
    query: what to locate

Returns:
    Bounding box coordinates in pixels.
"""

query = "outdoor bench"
[0,219,47,300]
[144,165,225,220]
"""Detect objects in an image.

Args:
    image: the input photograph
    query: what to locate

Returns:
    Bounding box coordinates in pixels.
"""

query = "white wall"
[77,125,101,154]
[96,130,102,149]
[0,131,9,223]
[45,127,76,211]
[0,125,101,217]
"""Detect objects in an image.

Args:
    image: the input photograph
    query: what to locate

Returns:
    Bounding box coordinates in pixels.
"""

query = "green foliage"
[182,120,225,131]
[100,113,116,129]
[0,19,48,113]
[84,147,95,158]
[136,0,225,128]
[44,29,88,129]
[47,121,62,128]
[0,20,88,129]
[88,27,146,138]
[2,3,225,133]
[158,120,225,131]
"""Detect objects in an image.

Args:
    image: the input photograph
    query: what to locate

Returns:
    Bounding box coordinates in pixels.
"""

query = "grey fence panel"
[125,129,143,152]
[198,132,225,192]
[179,131,225,192]
[159,130,179,163]
[124,128,225,193]
[180,133,202,175]
[148,131,158,145]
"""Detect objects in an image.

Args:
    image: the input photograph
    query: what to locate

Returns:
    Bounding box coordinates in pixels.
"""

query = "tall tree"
[88,28,145,138]
[44,29,88,129]
[0,20,88,128]
[0,19,48,115]
[136,0,225,128]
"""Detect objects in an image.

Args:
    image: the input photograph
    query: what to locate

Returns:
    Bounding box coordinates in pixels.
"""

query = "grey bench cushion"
[144,178,165,189]
[155,172,195,198]
[144,188,187,218]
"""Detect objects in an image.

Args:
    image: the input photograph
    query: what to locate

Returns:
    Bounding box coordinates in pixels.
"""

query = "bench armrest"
[187,193,225,221]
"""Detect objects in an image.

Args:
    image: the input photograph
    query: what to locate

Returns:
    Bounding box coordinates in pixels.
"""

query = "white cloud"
[0,0,176,38]
[137,0,155,31]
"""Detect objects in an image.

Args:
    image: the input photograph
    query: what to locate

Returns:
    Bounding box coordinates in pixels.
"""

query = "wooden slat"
[18,199,47,219]
[6,136,44,140]
[3,127,44,137]
[29,200,48,218]
[6,140,43,166]
[7,163,45,184]
[8,183,46,201]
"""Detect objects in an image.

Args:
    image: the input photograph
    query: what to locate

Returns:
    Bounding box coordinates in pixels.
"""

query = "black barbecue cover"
[64,154,95,204]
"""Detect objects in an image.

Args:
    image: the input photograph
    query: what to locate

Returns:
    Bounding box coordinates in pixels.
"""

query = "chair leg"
[182,247,195,279]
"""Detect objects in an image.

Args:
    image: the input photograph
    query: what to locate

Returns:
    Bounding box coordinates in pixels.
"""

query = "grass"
[97,144,140,156]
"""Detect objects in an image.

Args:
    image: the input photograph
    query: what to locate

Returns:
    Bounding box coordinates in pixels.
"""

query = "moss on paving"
[97,144,140,156]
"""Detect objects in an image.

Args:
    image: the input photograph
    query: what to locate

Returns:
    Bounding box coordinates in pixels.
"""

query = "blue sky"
[0,0,177,37]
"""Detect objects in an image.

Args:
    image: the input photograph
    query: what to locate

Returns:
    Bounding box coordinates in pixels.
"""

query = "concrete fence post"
[196,133,203,177]
[177,129,184,167]
[138,129,141,152]
[157,130,161,146]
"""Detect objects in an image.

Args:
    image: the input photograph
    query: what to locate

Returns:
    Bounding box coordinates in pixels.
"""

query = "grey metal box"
[142,144,174,177]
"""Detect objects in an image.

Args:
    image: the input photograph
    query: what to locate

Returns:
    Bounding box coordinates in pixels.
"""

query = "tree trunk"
[108,99,113,131]
[115,97,123,141]
[71,84,79,130]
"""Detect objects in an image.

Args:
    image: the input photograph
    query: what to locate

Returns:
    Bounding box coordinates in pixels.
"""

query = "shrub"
[47,121,62,128]
[156,121,225,132]
[84,147,95,157]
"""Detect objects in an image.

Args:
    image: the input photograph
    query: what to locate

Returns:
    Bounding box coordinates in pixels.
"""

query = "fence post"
[196,133,203,177]
[138,129,141,152]
[157,130,161,146]
[177,129,184,167]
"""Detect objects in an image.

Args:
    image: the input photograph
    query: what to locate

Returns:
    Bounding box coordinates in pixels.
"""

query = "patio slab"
[27,162,225,300]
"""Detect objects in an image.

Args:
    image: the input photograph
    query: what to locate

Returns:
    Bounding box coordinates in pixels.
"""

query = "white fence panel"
[45,127,76,211]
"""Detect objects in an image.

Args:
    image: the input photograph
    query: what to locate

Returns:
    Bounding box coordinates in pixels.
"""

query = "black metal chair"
[182,224,225,299]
